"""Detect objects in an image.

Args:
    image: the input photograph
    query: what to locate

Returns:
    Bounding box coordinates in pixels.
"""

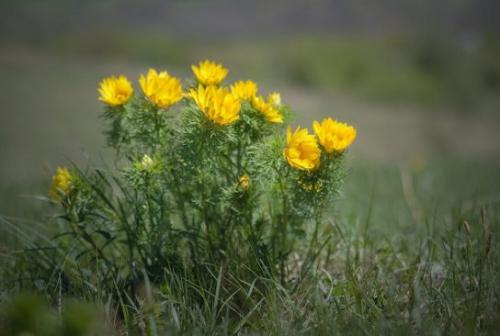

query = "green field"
[1,36,500,334]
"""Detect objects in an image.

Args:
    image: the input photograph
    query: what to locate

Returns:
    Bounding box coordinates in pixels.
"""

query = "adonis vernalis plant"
[16,60,356,327]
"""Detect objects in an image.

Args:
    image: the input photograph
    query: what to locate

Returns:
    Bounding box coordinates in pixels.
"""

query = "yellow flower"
[251,96,283,123]
[313,117,356,153]
[238,175,250,190]
[267,92,282,107]
[139,69,183,108]
[192,60,228,86]
[49,167,73,201]
[189,84,241,125]
[231,80,258,100]
[98,75,133,106]
[283,126,320,170]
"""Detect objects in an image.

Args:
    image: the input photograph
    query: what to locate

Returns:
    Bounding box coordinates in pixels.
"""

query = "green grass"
[1,159,499,335]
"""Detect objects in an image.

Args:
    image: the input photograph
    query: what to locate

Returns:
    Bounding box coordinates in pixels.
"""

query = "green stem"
[153,107,162,151]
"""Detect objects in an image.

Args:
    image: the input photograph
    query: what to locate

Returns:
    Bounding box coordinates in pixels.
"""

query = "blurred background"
[1,0,500,215]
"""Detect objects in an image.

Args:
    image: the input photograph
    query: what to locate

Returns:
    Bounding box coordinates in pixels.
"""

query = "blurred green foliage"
[0,293,107,336]
[278,35,500,107]
[47,31,193,68]
[27,31,499,109]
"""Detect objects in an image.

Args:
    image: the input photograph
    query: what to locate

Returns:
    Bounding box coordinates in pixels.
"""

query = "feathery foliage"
[1,60,356,333]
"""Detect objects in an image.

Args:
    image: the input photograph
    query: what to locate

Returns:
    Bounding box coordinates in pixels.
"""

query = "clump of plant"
[16,60,356,327]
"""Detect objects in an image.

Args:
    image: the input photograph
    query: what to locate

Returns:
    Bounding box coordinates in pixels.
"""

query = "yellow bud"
[141,154,154,169]
[267,92,282,107]
[238,175,250,190]
[49,167,73,201]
